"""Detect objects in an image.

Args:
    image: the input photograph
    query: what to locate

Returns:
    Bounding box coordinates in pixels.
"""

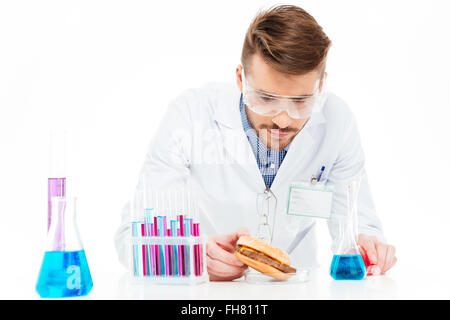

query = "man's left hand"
[357,234,397,276]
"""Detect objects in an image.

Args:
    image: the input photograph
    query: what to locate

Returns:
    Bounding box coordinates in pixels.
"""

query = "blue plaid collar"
[239,94,290,187]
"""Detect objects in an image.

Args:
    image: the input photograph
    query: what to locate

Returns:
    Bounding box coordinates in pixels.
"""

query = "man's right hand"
[206,227,250,281]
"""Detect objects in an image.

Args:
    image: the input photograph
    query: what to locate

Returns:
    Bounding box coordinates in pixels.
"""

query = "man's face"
[236,54,324,150]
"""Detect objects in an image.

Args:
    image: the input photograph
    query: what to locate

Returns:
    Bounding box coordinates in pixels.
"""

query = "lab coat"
[114,82,385,270]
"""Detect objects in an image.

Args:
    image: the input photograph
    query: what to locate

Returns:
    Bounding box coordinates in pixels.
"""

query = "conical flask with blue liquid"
[330,179,366,280]
[36,196,93,298]
[37,130,93,297]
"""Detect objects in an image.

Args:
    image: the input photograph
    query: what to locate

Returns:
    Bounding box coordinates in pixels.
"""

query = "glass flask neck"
[47,197,83,252]
[335,218,359,255]
[334,179,361,255]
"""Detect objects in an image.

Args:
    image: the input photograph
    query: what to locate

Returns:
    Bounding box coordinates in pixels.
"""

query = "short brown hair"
[241,5,331,77]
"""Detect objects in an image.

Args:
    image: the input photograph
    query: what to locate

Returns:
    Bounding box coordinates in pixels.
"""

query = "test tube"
[178,215,185,276]
[132,222,141,277]
[193,223,200,276]
[167,228,173,276]
[184,218,192,276]
[140,222,148,276]
[149,221,156,276]
[162,216,170,276]
[48,130,66,232]
[153,217,160,276]
[144,209,153,276]
[171,220,179,276]
[157,216,166,276]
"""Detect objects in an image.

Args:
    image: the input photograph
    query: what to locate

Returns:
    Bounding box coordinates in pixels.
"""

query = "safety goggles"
[242,71,324,120]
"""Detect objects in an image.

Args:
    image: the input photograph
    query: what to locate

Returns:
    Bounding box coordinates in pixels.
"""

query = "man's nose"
[272,111,292,129]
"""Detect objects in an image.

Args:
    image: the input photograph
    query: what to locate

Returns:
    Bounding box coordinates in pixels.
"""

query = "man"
[115,5,396,281]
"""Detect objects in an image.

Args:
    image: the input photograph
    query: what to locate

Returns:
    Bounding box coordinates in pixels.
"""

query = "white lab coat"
[114,82,385,270]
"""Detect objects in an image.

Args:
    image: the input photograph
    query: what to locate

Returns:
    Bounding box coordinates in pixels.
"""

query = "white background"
[1,0,449,299]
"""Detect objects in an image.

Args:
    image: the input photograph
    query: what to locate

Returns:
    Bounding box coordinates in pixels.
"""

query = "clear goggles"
[242,71,325,119]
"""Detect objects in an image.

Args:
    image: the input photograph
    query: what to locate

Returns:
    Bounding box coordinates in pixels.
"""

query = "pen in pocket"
[317,166,325,182]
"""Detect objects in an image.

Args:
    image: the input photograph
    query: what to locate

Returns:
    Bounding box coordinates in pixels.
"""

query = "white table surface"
[52,266,450,300]
[3,260,448,300]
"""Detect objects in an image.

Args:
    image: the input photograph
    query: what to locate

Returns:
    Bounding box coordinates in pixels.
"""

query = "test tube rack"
[130,233,208,285]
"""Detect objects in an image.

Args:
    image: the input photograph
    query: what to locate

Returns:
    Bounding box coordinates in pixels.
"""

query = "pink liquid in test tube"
[194,223,202,276]
[177,229,183,276]
[141,223,148,276]
[167,229,173,276]
[178,215,185,276]
[163,217,170,276]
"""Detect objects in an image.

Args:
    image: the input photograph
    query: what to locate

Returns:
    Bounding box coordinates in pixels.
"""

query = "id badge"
[286,181,334,219]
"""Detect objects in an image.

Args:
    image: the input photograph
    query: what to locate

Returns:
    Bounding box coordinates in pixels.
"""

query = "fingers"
[206,228,251,281]
[212,227,251,252]
[358,234,397,276]
[207,238,244,267]
[374,243,397,274]
[383,245,397,273]
[206,256,247,281]
[366,265,381,276]
[374,242,388,273]
[358,235,378,265]
[236,227,250,238]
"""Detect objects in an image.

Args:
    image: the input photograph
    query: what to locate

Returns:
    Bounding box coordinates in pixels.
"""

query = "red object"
[358,246,371,267]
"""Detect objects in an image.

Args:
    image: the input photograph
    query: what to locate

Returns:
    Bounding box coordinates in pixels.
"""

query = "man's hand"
[206,227,250,281]
[358,234,397,276]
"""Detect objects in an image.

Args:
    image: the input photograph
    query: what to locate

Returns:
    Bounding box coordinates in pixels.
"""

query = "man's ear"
[236,64,243,93]
[320,71,328,93]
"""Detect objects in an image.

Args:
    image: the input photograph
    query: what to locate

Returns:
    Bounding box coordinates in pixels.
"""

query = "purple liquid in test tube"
[48,130,67,232]
[48,178,66,231]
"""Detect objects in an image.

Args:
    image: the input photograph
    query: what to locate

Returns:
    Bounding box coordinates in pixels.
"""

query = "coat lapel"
[270,108,326,192]
[212,84,266,190]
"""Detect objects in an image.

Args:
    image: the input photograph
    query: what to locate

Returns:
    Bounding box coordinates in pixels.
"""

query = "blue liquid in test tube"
[157,216,166,276]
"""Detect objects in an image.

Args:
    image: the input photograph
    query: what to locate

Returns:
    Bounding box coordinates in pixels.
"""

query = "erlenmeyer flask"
[330,180,366,280]
[36,197,93,297]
